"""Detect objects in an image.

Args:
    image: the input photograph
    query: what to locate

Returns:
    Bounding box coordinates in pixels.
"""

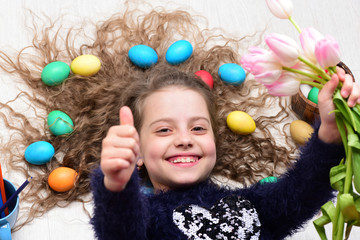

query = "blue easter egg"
[25,141,55,165]
[218,63,246,85]
[128,45,158,68]
[166,40,193,65]
[47,110,74,136]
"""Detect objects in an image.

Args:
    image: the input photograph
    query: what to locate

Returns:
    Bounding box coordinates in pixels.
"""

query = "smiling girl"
[90,63,360,239]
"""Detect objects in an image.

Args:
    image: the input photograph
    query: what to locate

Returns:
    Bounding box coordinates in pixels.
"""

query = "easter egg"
[218,63,246,85]
[41,61,70,86]
[166,40,193,65]
[307,87,319,104]
[70,54,101,77]
[128,45,158,68]
[259,176,278,184]
[48,167,78,192]
[195,70,213,89]
[24,141,55,165]
[290,120,314,145]
[47,110,74,136]
[226,111,256,135]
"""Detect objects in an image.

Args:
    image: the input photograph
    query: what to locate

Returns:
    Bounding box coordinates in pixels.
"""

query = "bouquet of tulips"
[240,0,360,239]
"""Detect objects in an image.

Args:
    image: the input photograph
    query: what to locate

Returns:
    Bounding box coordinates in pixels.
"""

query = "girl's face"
[139,87,216,191]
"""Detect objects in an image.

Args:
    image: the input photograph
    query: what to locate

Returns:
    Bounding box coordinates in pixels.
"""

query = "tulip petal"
[265,0,293,19]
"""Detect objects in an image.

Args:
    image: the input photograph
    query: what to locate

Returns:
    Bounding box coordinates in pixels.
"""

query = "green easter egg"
[307,87,319,104]
[259,176,278,185]
[41,61,70,86]
[47,110,74,136]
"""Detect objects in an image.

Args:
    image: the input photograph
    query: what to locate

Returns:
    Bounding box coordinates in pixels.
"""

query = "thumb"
[119,106,134,126]
[320,73,339,102]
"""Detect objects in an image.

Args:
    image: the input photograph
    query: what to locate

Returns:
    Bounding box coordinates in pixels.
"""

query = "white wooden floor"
[0,0,359,239]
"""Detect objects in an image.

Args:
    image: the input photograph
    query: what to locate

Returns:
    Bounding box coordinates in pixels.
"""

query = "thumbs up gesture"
[101,106,140,192]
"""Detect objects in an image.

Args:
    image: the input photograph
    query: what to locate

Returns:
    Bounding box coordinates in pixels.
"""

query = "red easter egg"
[195,70,213,89]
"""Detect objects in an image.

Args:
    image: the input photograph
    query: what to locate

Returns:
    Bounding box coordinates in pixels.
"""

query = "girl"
[90,63,360,239]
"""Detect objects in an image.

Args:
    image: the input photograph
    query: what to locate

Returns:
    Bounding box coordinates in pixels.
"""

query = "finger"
[341,74,354,99]
[347,83,360,107]
[319,73,339,103]
[101,158,131,173]
[120,106,134,126]
[336,67,345,82]
[101,148,137,164]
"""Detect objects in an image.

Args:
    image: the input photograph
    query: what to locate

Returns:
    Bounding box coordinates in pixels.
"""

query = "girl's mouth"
[166,156,200,167]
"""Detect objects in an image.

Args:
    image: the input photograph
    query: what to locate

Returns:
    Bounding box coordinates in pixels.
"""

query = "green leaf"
[353,148,360,193]
[330,163,346,193]
[339,193,360,222]
[313,201,337,240]
[335,114,348,156]
[333,91,360,133]
[348,133,360,150]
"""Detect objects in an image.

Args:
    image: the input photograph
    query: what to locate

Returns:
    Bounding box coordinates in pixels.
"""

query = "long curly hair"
[0,4,297,230]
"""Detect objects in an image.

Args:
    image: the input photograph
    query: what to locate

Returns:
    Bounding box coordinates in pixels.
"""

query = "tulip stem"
[282,66,327,84]
[298,56,331,81]
[288,17,302,33]
[300,80,323,89]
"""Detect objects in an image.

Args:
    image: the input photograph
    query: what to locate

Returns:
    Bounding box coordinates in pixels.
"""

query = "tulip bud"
[265,0,293,19]
[299,28,324,63]
[240,47,283,85]
[266,72,300,96]
[265,33,300,67]
[314,35,340,69]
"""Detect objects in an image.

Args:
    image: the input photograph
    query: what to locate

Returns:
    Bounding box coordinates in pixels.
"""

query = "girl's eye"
[192,126,206,132]
[156,128,171,134]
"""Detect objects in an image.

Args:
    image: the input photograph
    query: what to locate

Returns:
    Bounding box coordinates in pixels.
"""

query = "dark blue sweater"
[90,128,344,240]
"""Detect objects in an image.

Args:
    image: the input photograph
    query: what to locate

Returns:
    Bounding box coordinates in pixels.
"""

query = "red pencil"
[0,163,9,216]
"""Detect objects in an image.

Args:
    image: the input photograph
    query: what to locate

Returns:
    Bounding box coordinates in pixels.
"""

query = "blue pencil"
[0,177,32,214]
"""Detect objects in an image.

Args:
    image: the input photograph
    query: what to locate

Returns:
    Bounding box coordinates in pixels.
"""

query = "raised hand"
[101,106,140,192]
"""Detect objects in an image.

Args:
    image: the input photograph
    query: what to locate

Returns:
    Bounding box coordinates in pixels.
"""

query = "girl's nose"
[174,131,193,148]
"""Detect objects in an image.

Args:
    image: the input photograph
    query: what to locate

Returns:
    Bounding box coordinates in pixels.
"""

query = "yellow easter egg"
[48,167,78,192]
[70,54,101,76]
[290,120,314,145]
[226,111,256,135]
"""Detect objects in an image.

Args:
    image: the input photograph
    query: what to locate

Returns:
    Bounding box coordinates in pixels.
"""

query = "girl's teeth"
[172,157,196,163]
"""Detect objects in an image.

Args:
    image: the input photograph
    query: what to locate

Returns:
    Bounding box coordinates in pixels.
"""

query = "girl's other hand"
[101,106,140,192]
[318,67,360,144]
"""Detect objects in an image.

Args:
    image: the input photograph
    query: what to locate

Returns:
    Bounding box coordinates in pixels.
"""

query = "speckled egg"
[226,111,256,135]
[128,45,158,68]
[218,63,246,85]
[47,110,74,136]
[70,54,101,77]
[290,120,314,145]
[24,141,55,165]
[166,40,193,65]
[195,70,213,89]
[48,167,78,192]
[41,61,70,86]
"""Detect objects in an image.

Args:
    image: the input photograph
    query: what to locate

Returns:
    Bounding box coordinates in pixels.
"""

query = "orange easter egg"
[48,167,78,192]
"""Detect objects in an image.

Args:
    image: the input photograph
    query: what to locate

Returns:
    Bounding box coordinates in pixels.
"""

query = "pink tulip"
[265,33,300,67]
[314,35,340,69]
[292,61,319,81]
[265,0,293,19]
[240,46,283,85]
[299,28,324,63]
[265,72,300,96]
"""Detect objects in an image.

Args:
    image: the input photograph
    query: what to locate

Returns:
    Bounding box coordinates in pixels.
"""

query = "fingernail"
[348,100,355,107]
[342,90,349,97]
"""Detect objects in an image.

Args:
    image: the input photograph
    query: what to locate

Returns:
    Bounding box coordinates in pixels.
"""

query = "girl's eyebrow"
[149,116,210,127]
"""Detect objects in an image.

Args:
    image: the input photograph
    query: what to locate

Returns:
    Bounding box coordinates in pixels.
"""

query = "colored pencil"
[0,163,9,216]
[0,177,32,215]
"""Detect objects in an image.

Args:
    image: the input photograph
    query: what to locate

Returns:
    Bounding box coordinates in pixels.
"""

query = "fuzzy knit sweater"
[90,127,344,240]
